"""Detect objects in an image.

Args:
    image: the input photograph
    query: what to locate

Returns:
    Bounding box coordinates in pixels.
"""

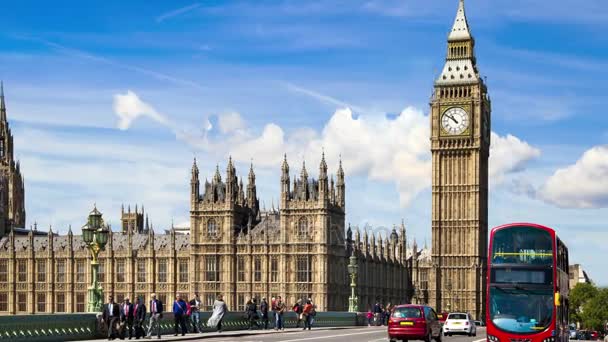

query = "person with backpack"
[172,294,188,336]
[292,299,303,328]
[302,300,313,330]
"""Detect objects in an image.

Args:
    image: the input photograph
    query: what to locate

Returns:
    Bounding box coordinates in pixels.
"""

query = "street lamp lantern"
[96,226,109,246]
[83,205,109,313]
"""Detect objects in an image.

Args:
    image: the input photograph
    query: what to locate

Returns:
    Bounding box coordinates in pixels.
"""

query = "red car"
[437,312,449,326]
[591,331,599,340]
[388,304,443,342]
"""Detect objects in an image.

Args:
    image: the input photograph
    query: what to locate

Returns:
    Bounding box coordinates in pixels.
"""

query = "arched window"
[297,217,309,237]
[207,219,218,237]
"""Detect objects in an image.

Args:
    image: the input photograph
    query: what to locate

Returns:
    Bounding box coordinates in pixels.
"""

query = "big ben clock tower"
[429,0,490,320]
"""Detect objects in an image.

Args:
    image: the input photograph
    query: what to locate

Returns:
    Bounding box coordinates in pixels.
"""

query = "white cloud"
[489,132,541,184]
[113,90,169,130]
[538,145,608,208]
[217,111,246,134]
[156,3,201,23]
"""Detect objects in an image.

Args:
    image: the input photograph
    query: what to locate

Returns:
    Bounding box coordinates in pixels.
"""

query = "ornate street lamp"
[347,252,359,312]
[83,205,110,313]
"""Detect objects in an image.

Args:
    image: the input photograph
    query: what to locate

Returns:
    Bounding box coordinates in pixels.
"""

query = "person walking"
[260,297,269,330]
[274,296,286,331]
[246,298,259,330]
[384,303,392,326]
[133,297,147,340]
[366,308,374,327]
[102,295,120,340]
[373,302,382,326]
[120,297,135,340]
[308,298,317,328]
[145,293,163,339]
[302,299,313,330]
[172,294,188,336]
[207,294,228,332]
[189,293,202,333]
[292,299,303,328]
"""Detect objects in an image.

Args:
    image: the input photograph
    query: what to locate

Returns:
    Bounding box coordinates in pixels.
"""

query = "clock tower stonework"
[429,0,490,320]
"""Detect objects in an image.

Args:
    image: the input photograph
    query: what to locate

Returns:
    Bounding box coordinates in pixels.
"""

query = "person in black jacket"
[102,295,121,340]
[246,298,259,330]
[260,298,269,330]
[133,297,147,339]
[120,297,135,340]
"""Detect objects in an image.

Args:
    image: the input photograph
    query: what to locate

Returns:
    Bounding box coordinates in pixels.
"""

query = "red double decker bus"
[486,223,569,342]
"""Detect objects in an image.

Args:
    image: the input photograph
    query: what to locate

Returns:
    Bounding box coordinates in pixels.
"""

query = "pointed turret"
[318,151,328,202]
[436,0,480,85]
[300,160,308,200]
[281,154,290,200]
[191,158,200,205]
[247,162,257,209]
[354,227,361,250]
[336,157,345,208]
[213,164,221,183]
[0,81,6,122]
[448,0,471,42]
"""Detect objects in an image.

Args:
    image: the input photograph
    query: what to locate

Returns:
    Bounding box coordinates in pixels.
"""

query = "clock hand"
[447,114,459,124]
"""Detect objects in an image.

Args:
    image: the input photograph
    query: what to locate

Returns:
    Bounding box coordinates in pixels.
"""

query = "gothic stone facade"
[0,156,411,314]
[428,0,490,320]
[0,83,25,236]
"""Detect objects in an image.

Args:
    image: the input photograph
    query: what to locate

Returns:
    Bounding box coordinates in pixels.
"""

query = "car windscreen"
[448,313,468,320]
[392,307,423,318]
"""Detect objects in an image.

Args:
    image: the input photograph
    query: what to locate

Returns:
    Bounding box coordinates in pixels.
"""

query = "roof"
[0,232,190,253]
[435,59,478,85]
[448,0,471,42]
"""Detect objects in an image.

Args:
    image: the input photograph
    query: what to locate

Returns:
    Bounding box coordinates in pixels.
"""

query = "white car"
[442,312,477,337]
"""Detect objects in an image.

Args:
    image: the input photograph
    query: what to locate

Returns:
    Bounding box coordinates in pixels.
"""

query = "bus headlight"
[543,337,555,342]
[488,335,499,342]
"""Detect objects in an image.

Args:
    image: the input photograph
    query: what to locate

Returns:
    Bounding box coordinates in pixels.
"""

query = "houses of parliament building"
[0,0,488,319]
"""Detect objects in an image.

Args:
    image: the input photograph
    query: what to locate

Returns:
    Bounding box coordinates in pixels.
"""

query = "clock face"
[441,107,469,135]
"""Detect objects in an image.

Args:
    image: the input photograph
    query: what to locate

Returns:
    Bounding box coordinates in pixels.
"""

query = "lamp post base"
[87,286,104,313]
[348,296,359,313]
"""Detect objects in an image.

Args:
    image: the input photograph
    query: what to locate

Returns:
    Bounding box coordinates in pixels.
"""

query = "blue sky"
[1,0,607,284]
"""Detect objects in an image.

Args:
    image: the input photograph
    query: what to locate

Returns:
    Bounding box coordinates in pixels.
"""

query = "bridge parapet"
[0,311,362,341]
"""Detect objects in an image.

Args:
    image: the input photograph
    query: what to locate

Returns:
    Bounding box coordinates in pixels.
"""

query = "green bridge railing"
[0,311,364,341]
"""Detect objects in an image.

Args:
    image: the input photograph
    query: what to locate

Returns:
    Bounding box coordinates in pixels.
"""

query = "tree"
[570,282,598,325]
[581,288,608,332]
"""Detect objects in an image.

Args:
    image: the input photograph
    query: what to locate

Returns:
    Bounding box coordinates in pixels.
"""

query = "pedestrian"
[302,299,313,330]
[292,299,303,328]
[366,308,373,327]
[102,295,120,340]
[189,293,202,333]
[260,297,269,330]
[133,297,146,339]
[120,297,135,340]
[308,298,317,328]
[274,296,286,331]
[145,293,163,339]
[373,302,382,326]
[384,303,392,326]
[172,294,188,336]
[246,298,259,330]
[270,297,276,328]
[207,294,228,332]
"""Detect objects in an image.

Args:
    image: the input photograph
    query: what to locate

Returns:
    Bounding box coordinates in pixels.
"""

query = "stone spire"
[247,162,257,209]
[0,81,5,122]
[448,0,471,42]
[318,151,328,202]
[336,156,345,208]
[213,164,221,183]
[300,160,308,200]
[281,154,290,200]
